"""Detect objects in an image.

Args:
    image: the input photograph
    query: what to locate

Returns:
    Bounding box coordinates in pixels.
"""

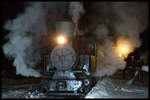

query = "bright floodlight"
[115,37,134,59]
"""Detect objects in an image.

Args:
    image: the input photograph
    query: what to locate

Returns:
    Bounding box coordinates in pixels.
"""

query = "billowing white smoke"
[3,3,48,77]
[95,40,126,77]
[94,2,148,77]
[69,2,84,34]
[78,2,148,77]
[2,2,148,78]
[69,2,84,24]
[2,2,69,77]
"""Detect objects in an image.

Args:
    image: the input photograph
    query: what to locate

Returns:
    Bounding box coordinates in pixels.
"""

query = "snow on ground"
[85,77,148,98]
[2,77,148,98]
[2,86,46,98]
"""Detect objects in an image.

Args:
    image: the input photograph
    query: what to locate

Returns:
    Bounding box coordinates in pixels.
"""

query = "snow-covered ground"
[2,87,47,98]
[85,77,148,98]
[1,77,148,98]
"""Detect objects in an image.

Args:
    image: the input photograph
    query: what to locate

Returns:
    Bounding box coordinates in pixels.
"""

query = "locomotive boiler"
[40,20,97,97]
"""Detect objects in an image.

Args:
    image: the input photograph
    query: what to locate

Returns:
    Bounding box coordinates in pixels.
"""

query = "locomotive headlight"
[57,35,66,45]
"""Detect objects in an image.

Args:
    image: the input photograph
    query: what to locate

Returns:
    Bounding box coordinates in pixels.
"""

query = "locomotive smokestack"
[55,21,75,38]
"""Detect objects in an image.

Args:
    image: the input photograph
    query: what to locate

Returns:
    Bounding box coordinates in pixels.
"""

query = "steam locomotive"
[40,21,97,97]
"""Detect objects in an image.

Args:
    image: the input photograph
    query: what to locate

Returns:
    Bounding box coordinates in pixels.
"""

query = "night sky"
[1,2,148,79]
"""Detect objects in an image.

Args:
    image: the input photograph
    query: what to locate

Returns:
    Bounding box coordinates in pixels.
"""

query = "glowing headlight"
[57,35,66,44]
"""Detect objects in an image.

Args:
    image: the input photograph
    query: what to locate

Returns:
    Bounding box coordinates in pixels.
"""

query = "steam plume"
[69,2,85,34]
[78,2,148,77]
[2,2,148,78]
[3,2,68,77]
